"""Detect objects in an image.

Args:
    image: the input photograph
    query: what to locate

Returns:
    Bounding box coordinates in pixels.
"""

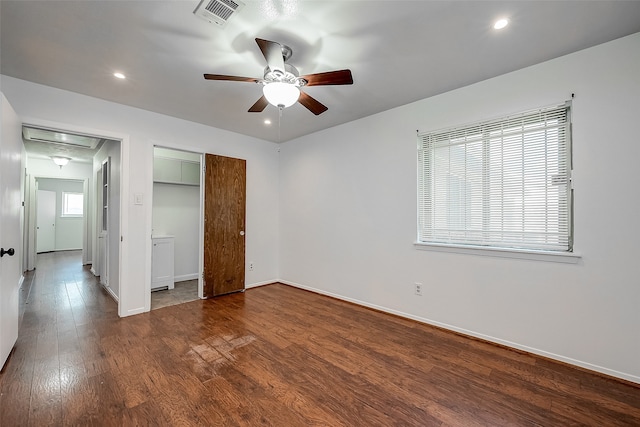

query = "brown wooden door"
[203,153,246,297]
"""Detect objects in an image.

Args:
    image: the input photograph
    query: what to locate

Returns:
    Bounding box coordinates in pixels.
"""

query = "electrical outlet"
[414,282,423,296]
[249,262,254,271]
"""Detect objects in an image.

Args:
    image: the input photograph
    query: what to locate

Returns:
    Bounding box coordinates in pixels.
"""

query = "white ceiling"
[2,1,640,143]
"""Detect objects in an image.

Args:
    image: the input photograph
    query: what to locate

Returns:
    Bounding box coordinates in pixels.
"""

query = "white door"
[36,189,56,252]
[0,93,22,369]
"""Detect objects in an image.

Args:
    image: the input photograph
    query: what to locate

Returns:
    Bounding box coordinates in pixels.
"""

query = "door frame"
[29,178,89,263]
[21,117,130,317]
[147,143,205,310]
[98,157,110,288]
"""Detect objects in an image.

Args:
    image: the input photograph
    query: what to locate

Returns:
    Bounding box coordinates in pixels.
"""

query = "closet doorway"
[151,147,202,309]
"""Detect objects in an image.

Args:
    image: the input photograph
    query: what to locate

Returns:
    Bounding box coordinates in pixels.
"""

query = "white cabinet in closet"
[151,236,175,291]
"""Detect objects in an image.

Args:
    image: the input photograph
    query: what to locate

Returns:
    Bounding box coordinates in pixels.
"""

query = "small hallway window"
[62,192,83,217]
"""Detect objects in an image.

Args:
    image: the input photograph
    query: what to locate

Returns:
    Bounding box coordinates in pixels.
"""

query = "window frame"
[61,191,84,218]
[416,102,578,262]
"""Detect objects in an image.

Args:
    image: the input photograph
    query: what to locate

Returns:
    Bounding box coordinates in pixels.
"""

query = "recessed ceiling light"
[494,18,509,30]
[264,119,272,125]
[113,72,126,79]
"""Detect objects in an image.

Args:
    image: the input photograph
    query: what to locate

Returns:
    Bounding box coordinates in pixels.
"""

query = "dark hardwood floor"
[1,251,639,426]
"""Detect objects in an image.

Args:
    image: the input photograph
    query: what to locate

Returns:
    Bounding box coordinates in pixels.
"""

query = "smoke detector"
[193,0,245,27]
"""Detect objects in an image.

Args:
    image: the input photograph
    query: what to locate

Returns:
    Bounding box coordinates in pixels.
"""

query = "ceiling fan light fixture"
[263,82,300,108]
[494,18,509,30]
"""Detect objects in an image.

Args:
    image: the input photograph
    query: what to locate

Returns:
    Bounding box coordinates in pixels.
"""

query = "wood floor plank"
[0,338,36,426]
[121,400,172,426]
[112,365,153,409]
[230,344,349,426]
[204,374,269,426]
[2,252,639,426]
[207,364,313,427]
[284,342,441,426]
[28,355,62,426]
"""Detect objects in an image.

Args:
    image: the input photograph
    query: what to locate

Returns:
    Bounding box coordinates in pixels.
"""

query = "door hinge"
[121,236,123,242]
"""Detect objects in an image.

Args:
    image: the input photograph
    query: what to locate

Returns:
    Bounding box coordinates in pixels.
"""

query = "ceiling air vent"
[193,0,245,28]
[22,125,102,149]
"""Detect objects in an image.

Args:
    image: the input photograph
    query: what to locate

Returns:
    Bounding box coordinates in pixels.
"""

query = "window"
[417,103,572,252]
[62,192,84,217]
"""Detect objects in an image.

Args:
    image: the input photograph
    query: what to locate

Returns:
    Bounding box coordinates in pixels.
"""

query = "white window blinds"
[418,103,572,251]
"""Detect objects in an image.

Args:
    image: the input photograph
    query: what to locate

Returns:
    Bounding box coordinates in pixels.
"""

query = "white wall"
[279,33,640,383]
[27,157,93,180]
[1,74,281,316]
[36,178,84,250]
[152,182,199,280]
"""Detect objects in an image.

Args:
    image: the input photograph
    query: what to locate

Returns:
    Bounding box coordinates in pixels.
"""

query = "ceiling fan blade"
[204,74,260,83]
[300,69,353,87]
[298,91,328,115]
[255,38,285,75]
[248,96,269,113]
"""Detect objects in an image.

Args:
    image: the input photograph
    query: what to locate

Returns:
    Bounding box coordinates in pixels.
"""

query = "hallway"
[0,251,120,424]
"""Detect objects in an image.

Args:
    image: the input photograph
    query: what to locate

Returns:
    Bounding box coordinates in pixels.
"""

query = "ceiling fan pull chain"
[278,106,283,143]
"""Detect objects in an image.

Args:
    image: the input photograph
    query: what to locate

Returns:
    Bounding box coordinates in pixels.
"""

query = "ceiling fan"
[204,38,353,115]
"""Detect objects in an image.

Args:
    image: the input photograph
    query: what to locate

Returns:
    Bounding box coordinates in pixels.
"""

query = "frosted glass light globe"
[263,82,300,108]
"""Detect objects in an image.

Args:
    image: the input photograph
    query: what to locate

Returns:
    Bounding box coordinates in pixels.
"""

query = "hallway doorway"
[22,123,124,314]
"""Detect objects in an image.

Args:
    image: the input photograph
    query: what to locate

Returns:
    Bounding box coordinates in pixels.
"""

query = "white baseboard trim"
[124,307,146,317]
[246,279,278,289]
[18,274,25,290]
[175,273,199,282]
[90,266,98,276]
[102,283,119,303]
[278,279,640,385]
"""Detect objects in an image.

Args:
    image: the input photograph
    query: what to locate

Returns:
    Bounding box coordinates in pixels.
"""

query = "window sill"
[61,214,83,218]
[413,242,581,264]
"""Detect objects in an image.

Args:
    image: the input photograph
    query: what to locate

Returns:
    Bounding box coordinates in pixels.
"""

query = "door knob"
[1,248,15,257]
[239,231,245,236]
